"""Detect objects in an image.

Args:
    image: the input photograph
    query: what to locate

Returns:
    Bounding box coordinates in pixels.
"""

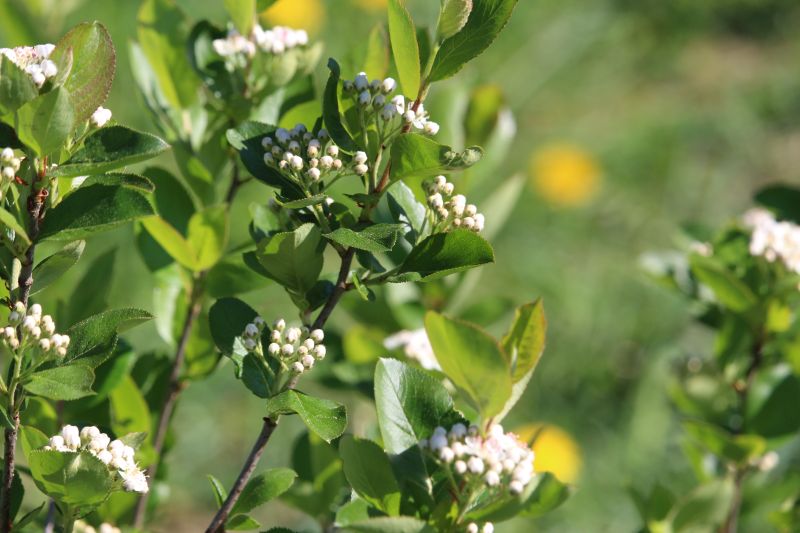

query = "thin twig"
[205,418,277,533]
[1,164,45,533]
[133,271,206,528]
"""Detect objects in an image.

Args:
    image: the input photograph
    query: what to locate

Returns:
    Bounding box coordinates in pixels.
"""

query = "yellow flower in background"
[516,423,582,484]
[353,0,387,11]
[262,0,325,35]
[530,143,601,207]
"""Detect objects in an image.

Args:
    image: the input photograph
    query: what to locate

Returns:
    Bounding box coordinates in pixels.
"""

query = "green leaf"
[439,0,473,39]
[231,468,297,515]
[24,365,95,400]
[187,204,229,271]
[0,209,31,248]
[31,240,85,295]
[224,0,257,35]
[141,216,196,269]
[256,223,324,295]
[39,184,155,241]
[241,353,275,398]
[374,358,456,454]
[265,390,347,443]
[277,193,328,209]
[208,474,228,508]
[363,24,390,79]
[49,21,116,123]
[110,376,152,445]
[388,0,421,98]
[424,311,512,419]
[227,515,261,531]
[326,224,405,253]
[323,59,357,152]
[746,365,800,438]
[209,297,258,356]
[339,436,401,515]
[341,516,432,532]
[65,308,153,362]
[689,254,757,313]
[754,184,800,224]
[501,299,546,382]
[16,87,75,156]
[80,173,156,193]
[27,450,113,506]
[669,479,735,532]
[683,420,765,466]
[52,126,170,177]
[390,134,482,181]
[386,181,425,239]
[429,0,519,82]
[0,56,38,114]
[19,426,49,460]
[207,255,272,298]
[396,230,494,281]
[137,0,199,109]
[228,122,299,191]
[466,472,569,521]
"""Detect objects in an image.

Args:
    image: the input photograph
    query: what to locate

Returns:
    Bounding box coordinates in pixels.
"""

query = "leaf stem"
[133,270,207,528]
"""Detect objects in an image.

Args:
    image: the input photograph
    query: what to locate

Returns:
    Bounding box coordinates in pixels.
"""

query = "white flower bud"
[465,204,477,217]
[261,136,273,148]
[97,449,113,465]
[49,435,66,450]
[10,158,20,171]
[333,159,343,170]
[473,214,485,232]
[243,338,257,351]
[450,195,467,216]
[271,145,283,157]
[381,77,396,94]
[245,323,259,337]
[485,470,500,486]
[439,446,455,463]
[90,433,111,452]
[263,153,274,165]
[31,71,45,87]
[449,423,467,439]
[3,327,15,339]
[354,72,369,91]
[343,80,354,92]
[463,217,475,230]
[292,361,304,373]
[317,129,329,140]
[354,164,368,176]
[38,338,51,352]
[373,94,386,108]
[455,460,467,474]
[423,121,440,135]
[467,457,484,474]
[428,193,444,208]
[403,110,416,123]
[274,319,286,331]
[286,327,301,343]
[467,524,479,533]
[0,148,12,162]
[308,168,321,181]
[430,434,448,451]
[313,345,326,359]
[275,128,291,144]
[354,151,368,164]
[268,343,281,355]
[482,524,494,533]
[380,104,396,121]
[302,354,315,368]
[391,95,405,114]
[290,155,304,170]
[288,140,301,153]
[358,91,371,107]
[281,344,294,355]
[61,425,81,450]
[509,480,524,494]
[80,426,100,442]
[90,106,112,128]
[303,338,315,350]
[310,329,324,342]
[29,303,42,316]
[319,155,334,169]
[1,167,14,180]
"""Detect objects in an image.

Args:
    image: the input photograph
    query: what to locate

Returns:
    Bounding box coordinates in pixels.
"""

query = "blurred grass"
[3,0,800,530]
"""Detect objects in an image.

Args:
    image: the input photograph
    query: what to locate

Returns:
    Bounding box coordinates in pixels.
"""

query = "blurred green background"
[3,0,800,530]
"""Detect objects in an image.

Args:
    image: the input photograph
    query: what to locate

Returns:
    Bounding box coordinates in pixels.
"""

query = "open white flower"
[91,106,112,128]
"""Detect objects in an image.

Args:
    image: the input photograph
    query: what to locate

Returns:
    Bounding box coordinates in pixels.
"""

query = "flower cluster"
[91,106,112,128]
[242,317,326,375]
[425,176,485,233]
[213,24,309,66]
[0,44,57,87]
[421,423,535,496]
[262,124,347,186]
[384,328,441,371]
[74,521,121,533]
[0,148,21,185]
[1,303,69,356]
[342,72,440,136]
[743,208,800,274]
[42,425,149,493]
